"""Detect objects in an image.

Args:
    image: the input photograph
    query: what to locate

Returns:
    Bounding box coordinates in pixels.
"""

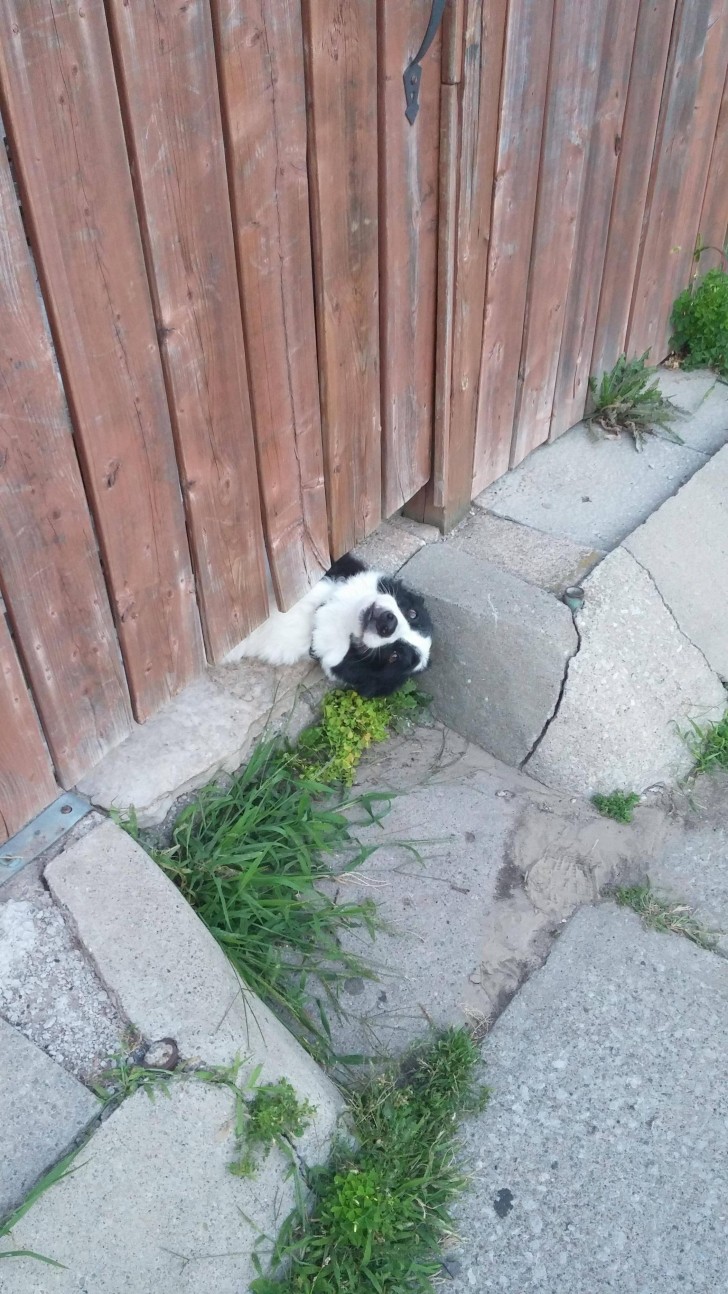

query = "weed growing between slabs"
[587,352,683,450]
[681,711,728,777]
[250,1028,488,1294]
[592,790,641,823]
[614,885,718,951]
[119,683,431,1063]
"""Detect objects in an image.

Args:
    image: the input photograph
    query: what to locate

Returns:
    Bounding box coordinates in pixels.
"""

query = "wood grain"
[214,0,330,609]
[108,0,268,655]
[628,0,728,360]
[0,610,58,839]
[696,65,728,273]
[591,0,679,379]
[472,0,554,495]
[303,0,381,556]
[510,0,610,466]
[550,0,639,439]
[0,138,132,785]
[379,0,440,516]
[0,0,204,720]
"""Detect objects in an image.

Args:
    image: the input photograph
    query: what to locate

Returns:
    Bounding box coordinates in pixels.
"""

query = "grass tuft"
[681,711,728,777]
[614,885,718,951]
[587,353,683,451]
[592,790,641,823]
[251,1028,488,1294]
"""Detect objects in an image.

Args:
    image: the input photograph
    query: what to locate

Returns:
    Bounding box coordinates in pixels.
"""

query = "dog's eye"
[407,608,417,621]
[389,651,398,663]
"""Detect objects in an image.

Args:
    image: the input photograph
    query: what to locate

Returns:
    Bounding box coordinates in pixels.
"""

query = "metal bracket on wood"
[404,0,448,124]
[0,791,91,887]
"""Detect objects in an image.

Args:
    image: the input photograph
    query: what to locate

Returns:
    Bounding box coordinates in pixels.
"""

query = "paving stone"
[656,365,724,424]
[648,769,728,957]
[78,660,323,827]
[448,904,728,1294]
[403,545,578,767]
[0,1019,100,1219]
[624,444,728,679]
[447,509,604,593]
[0,1079,334,1293]
[525,547,726,795]
[352,514,440,572]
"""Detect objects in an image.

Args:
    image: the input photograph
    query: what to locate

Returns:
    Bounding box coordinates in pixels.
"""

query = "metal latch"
[403,0,448,124]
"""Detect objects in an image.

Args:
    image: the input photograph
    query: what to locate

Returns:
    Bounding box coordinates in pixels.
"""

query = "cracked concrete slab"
[447,510,604,594]
[647,769,728,957]
[402,545,578,767]
[524,547,726,795]
[448,904,728,1294]
[624,443,728,679]
[307,725,665,1058]
[0,1020,100,1219]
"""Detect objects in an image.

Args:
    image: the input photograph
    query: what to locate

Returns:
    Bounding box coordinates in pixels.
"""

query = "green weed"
[671,265,728,378]
[0,1144,87,1267]
[614,885,718,951]
[231,1080,315,1179]
[120,738,393,1062]
[251,1028,488,1294]
[681,711,728,777]
[592,790,641,823]
[294,682,429,786]
[587,353,683,450]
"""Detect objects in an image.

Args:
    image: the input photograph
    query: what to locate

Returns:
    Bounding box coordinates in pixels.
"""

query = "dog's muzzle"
[363,604,397,639]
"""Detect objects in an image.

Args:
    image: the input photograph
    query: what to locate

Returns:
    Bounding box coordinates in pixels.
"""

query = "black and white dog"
[238,555,433,698]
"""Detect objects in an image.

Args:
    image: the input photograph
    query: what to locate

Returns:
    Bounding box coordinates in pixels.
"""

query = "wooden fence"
[0,0,726,840]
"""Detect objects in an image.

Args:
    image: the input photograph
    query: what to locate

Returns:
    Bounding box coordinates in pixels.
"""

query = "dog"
[237,555,433,698]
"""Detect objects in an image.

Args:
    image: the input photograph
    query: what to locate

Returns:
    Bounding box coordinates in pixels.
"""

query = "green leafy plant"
[614,885,718,951]
[231,1080,315,1179]
[251,1028,488,1294]
[120,739,393,1062]
[587,353,683,450]
[294,682,429,786]
[681,710,728,777]
[670,266,728,377]
[592,790,641,823]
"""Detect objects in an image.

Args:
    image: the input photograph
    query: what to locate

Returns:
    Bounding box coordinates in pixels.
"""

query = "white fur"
[234,570,431,674]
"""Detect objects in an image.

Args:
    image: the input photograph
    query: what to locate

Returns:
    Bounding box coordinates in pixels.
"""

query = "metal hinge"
[404,0,448,124]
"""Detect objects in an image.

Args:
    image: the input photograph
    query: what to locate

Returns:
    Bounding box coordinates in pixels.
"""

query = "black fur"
[376,576,433,640]
[329,639,424,699]
[326,555,368,581]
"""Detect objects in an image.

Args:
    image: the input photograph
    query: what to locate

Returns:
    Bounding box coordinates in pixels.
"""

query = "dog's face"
[330,638,426,698]
[359,578,432,673]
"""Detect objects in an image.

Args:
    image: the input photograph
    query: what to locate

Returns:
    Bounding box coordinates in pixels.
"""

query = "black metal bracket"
[403,0,448,124]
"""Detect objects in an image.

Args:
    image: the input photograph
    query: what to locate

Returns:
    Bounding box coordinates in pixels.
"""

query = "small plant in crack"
[587,352,683,450]
[592,790,641,823]
[614,885,718,951]
[681,711,728,777]
[229,1079,316,1179]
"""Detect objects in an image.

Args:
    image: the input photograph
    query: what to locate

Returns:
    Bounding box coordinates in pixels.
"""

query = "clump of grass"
[251,1028,488,1294]
[587,352,683,451]
[592,789,641,823]
[121,738,395,1062]
[614,885,718,951]
[670,264,728,378]
[294,681,429,786]
[232,1080,315,1179]
[682,711,728,777]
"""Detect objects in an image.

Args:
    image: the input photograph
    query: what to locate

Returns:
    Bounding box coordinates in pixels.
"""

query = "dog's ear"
[326,554,368,581]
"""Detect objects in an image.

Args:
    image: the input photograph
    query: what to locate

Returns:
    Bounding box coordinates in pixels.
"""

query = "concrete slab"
[0,1020,99,1219]
[624,444,728,679]
[352,513,440,572]
[78,659,324,827]
[0,885,126,1081]
[525,547,726,795]
[447,510,604,593]
[0,1079,331,1293]
[402,546,578,767]
[448,904,728,1294]
[655,365,723,420]
[475,425,710,552]
[648,770,728,957]
[306,726,666,1057]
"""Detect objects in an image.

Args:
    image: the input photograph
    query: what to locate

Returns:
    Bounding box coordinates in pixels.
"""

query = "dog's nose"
[375,609,397,638]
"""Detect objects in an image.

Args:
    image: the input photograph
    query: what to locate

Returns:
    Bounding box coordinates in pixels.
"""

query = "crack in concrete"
[624,547,724,682]
[520,612,583,771]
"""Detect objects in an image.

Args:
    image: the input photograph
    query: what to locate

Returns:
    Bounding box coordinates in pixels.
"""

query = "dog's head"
[332,575,433,697]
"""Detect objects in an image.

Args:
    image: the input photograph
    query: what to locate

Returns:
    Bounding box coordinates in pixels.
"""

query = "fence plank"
[591,0,678,380]
[696,65,728,273]
[0,139,132,786]
[510,0,610,466]
[108,0,268,652]
[0,0,204,721]
[379,0,440,516]
[472,0,554,495]
[0,611,58,839]
[214,0,330,609]
[627,0,728,360]
[550,0,639,440]
[303,0,381,556]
